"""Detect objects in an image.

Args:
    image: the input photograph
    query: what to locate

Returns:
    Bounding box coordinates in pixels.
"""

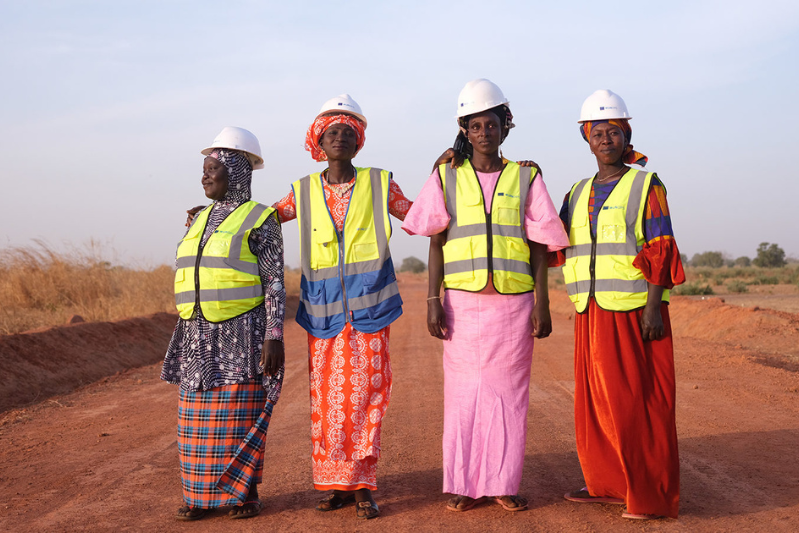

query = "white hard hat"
[201,126,264,170]
[456,78,509,118]
[578,89,632,123]
[315,94,367,126]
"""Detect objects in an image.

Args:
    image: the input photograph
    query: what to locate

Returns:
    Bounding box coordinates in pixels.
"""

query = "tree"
[399,256,426,273]
[753,242,786,268]
[734,256,751,267]
[691,251,724,268]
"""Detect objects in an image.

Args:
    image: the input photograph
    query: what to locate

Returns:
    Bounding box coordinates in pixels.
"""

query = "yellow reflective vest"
[439,160,536,294]
[293,167,402,338]
[562,168,669,313]
[174,201,277,322]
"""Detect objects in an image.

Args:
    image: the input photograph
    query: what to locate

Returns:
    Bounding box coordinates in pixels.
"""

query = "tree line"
[685,242,789,268]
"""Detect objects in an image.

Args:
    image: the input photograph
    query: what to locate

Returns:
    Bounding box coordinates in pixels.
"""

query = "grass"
[687,265,799,286]
[0,241,302,335]
[726,280,749,293]
[673,282,714,296]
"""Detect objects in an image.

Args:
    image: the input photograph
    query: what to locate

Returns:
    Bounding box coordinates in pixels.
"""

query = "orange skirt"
[307,323,392,491]
[574,299,679,518]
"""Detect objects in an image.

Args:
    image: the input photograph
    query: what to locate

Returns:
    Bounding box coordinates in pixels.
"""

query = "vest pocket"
[354,241,379,261]
[600,224,626,242]
[495,206,520,225]
[311,226,337,270]
[444,238,475,282]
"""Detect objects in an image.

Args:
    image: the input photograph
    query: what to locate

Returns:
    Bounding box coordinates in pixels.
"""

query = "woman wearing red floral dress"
[273,94,411,519]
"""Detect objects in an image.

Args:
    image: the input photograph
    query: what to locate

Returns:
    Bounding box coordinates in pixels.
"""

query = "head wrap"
[207,148,252,203]
[580,119,648,167]
[304,114,366,162]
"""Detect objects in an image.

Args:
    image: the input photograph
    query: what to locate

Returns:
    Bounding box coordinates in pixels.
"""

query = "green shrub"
[674,283,714,296]
[726,280,748,293]
[752,275,779,285]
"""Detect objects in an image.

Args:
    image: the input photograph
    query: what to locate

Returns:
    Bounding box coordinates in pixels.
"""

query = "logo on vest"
[497,192,519,198]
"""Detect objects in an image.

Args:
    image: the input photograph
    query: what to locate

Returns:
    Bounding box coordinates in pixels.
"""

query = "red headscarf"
[304,114,366,162]
[580,119,648,167]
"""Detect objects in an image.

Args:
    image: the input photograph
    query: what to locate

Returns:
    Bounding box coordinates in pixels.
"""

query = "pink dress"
[402,168,569,498]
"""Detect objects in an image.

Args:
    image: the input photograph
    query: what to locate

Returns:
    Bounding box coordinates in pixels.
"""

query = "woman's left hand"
[531,303,552,339]
[516,160,542,175]
[261,339,285,376]
[640,304,665,341]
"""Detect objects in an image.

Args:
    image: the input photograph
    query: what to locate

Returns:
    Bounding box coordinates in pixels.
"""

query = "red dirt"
[1,275,798,532]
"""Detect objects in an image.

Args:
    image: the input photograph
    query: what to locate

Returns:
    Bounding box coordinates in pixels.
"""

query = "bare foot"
[494,495,528,512]
[229,485,262,519]
[354,488,379,519]
[175,506,206,521]
[446,495,486,512]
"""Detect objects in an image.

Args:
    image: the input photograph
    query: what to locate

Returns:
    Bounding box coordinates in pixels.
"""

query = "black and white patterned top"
[160,149,284,401]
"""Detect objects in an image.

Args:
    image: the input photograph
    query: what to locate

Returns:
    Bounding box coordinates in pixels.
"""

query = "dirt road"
[1,275,798,532]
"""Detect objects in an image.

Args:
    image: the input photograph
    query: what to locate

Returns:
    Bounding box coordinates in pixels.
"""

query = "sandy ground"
[1,274,798,532]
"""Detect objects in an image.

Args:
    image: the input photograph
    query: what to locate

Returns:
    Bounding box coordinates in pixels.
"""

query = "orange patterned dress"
[274,173,411,491]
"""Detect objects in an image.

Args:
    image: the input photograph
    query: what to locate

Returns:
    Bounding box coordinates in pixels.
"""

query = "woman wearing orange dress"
[558,90,685,520]
[273,94,412,519]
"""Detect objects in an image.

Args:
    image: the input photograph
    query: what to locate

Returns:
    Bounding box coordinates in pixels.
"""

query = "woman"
[559,90,684,520]
[162,126,285,521]
[272,94,412,519]
[402,79,569,512]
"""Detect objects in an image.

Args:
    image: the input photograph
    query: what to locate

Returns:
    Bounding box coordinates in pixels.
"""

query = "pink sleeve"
[524,175,571,252]
[401,169,451,236]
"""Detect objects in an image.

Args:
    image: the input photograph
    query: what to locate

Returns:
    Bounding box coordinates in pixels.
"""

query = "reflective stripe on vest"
[174,201,276,322]
[293,167,403,338]
[562,169,669,312]
[440,159,535,294]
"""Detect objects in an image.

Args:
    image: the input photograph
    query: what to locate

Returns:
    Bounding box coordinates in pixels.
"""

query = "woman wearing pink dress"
[402,79,569,512]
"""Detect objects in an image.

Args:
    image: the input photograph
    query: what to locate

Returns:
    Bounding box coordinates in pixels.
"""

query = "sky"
[2,0,798,268]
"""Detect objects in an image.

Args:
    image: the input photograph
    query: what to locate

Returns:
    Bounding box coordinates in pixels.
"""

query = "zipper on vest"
[337,228,351,323]
[589,226,597,299]
[193,220,210,316]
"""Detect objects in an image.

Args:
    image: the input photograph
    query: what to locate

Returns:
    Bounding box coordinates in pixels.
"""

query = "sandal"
[493,495,528,512]
[229,500,261,519]
[564,487,624,505]
[175,506,207,521]
[317,491,356,512]
[446,495,487,512]
[356,500,380,519]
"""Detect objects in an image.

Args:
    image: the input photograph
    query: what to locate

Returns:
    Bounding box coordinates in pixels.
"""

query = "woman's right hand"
[427,298,447,339]
[433,148,465,171]
[185,205,206,227]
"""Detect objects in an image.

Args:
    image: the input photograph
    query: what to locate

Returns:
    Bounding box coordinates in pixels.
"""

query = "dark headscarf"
[202,149,253,237]
[208,148,253,203]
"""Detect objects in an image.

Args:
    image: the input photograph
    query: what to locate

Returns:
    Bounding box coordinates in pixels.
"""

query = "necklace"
[324,165,357,184]
[595,166,627,183]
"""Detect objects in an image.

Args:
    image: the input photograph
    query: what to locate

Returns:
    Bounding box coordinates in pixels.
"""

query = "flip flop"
[356,500,380,519]
[564,487,624,505]
[493,495,528,512]
[622,512,665,520]
[229,500,261,519]
[175,506,207,521]
[317,491,356,512]
[446,496,487,512]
